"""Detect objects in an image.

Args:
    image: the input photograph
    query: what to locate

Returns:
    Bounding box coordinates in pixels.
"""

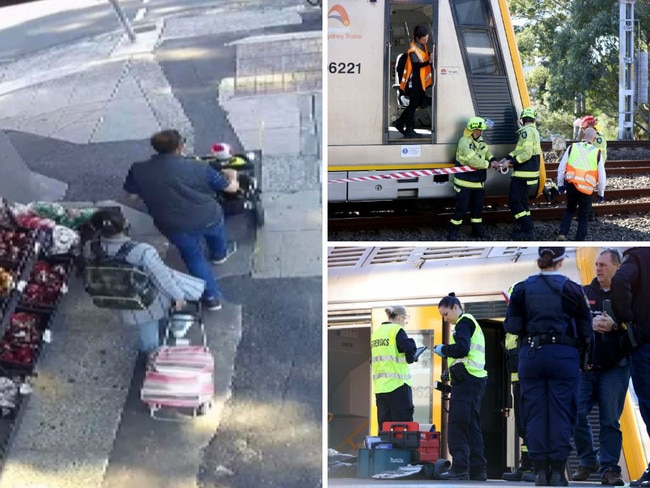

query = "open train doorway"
[387,0,435,142]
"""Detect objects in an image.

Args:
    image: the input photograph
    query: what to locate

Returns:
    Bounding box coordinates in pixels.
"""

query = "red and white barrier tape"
[327,165,477,184]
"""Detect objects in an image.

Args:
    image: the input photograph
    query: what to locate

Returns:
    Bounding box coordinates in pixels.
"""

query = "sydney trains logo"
[328,5,350,26]
[328,4,362,40]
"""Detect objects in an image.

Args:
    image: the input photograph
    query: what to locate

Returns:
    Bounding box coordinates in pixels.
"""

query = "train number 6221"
[329,62,361,74]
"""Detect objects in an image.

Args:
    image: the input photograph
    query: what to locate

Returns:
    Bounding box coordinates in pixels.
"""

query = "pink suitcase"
[141,305,214,419]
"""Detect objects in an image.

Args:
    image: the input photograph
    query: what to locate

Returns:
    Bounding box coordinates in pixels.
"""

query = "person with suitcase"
[85,208,205,356]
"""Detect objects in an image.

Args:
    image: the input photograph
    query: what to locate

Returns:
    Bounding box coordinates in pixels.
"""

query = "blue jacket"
[124,153,229,234]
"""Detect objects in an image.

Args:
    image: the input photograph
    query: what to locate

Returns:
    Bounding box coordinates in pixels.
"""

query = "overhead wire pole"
[108,0,136,43]
[618,0,635,140]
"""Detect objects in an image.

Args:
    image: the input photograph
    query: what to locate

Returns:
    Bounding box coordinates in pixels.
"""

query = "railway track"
[329,154,650,233]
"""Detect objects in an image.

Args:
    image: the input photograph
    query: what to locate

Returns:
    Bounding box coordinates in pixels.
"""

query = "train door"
[477,318,510,479]
[386,0,436,142]
[328,326,372,454]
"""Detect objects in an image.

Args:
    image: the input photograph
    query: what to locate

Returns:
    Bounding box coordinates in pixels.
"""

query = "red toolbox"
[379,422,420,449]
[412,431,441,463]
[381,421,419,432]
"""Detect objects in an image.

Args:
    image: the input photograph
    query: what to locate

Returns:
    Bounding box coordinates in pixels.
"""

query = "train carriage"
[327,0,545,205]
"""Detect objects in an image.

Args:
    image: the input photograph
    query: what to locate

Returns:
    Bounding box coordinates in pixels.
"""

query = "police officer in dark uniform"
[504,248,593,486]
[434,293,488,481]
[611,247,650,487]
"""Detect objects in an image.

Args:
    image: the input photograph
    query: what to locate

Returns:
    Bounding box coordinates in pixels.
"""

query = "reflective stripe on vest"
[371,322,412,393]
[449,313,488,378]
[399,42,432,92]
[565,142,600,195]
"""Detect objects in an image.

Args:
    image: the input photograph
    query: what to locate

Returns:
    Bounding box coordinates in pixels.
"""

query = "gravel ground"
[328,148,650,242]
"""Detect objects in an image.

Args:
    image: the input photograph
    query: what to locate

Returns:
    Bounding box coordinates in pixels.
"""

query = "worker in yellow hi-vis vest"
[371,305,418,431]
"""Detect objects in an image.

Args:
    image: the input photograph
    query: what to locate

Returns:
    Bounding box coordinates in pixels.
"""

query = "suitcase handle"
[164,301,207,347]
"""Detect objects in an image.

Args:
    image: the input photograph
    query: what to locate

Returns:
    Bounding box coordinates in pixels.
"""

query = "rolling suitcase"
[140,303,214,419]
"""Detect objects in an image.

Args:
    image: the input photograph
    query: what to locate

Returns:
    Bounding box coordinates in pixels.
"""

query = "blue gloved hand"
[433,344,446,357]
[598,195,605,204]
[558,185,565,195]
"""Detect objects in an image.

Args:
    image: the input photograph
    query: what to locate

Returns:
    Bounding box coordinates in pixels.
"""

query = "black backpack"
[84,240,157,310]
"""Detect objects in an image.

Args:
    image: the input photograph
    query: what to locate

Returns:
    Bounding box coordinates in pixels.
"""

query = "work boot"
[447,227,459,241]
[572,465,598,481]
[602,468,625,486]
[471,225,490,240]
[522,472,537,483]
[438,469,470,480]
[503,468,530,482]
[548,460,568,487]
[631,467,650,487]
[470,471,487,481]
[533,461,548,487]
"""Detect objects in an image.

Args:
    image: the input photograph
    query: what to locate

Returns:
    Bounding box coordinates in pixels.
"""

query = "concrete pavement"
[0,1,321,486]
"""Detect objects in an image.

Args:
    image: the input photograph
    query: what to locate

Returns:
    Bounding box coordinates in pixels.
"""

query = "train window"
[452,0,492,27]
[462,30,499,75]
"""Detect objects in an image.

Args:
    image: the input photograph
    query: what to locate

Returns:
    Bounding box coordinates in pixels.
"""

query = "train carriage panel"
[328,1,385,146]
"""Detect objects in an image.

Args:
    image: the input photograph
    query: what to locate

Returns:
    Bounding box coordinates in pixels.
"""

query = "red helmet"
[581,115,597,128]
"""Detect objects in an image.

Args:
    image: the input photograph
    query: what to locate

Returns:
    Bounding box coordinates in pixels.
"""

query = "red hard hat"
[581,115,597,128]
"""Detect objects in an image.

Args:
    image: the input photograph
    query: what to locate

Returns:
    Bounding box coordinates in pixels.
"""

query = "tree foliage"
[510,0,650,139]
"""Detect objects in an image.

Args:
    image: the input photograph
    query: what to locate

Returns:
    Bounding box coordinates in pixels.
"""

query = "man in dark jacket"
[572,249,628,486]
[611,247,650,487]
[123,129,239,311]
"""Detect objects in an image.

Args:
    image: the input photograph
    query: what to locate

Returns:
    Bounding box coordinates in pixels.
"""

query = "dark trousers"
[451,186,485,227]
[448,376,488,475]
[559,182,593,240]
[519,344,580,462]
[509,178,534,231]
[394,89,425,132]
[375,383,414,432]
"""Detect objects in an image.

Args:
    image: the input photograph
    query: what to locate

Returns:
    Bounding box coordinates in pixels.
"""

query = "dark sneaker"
[201,297,222,311]
[632,469,650,487]
[211,241,237,264]
[471,472,487,481]
[572,465,599,481]
[602,469,625,486]
[438,470,469,480]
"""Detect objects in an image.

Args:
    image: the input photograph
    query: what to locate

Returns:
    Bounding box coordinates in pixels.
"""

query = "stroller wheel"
[197,402,211,416]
